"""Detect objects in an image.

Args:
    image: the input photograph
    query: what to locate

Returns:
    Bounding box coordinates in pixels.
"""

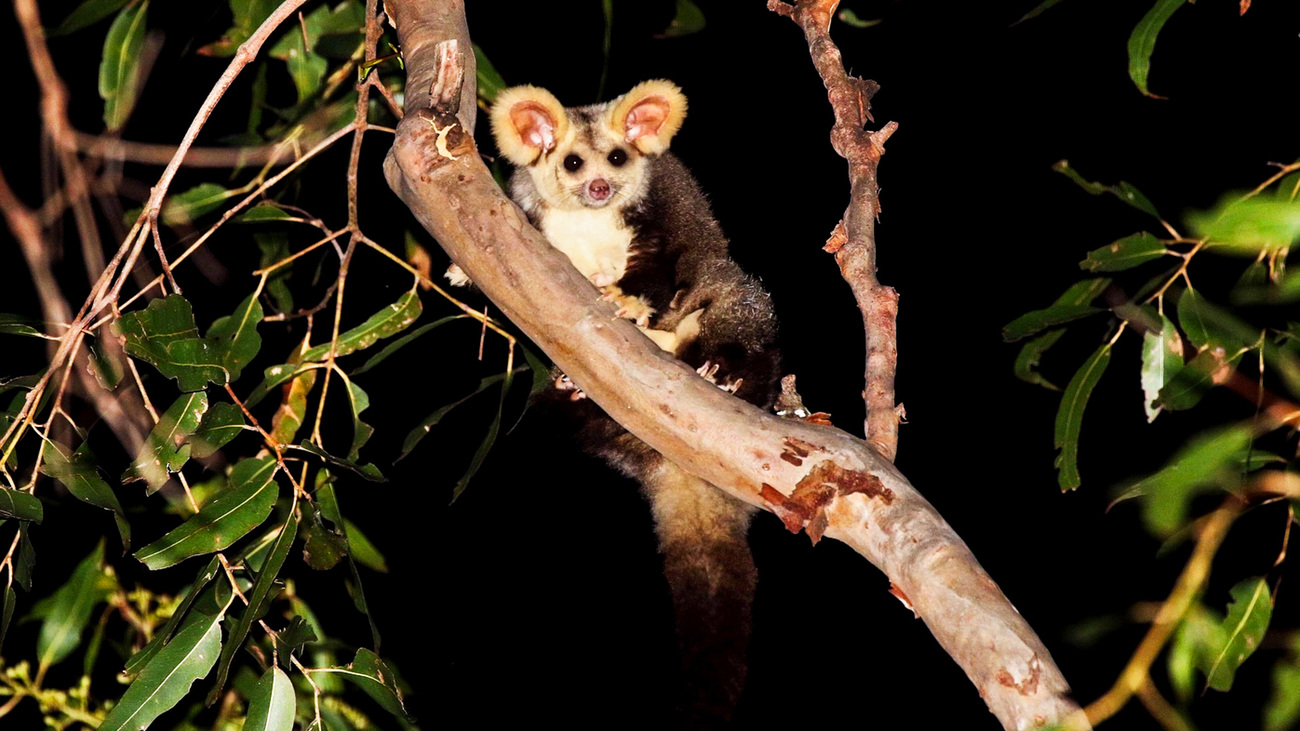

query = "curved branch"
[382,1,1085,728]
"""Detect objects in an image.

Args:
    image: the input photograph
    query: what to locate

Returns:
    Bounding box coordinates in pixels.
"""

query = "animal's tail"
[644,460,758,728]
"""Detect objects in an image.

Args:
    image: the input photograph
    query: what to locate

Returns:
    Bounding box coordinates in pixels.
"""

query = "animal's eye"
[607,149,628,167]
[563,154,584,172]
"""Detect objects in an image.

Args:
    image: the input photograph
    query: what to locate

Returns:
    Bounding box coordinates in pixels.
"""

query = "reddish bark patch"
[797,461,894,504]
[888,583,918,618]
[759,483,785,506]
[801,411,834,426]
[823,219,848,254]
[994,661,1041,696]
[780,452,803,467]
[780,436,822,467]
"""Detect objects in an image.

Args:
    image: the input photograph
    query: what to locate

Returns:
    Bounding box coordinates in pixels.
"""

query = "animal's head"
[489,80,687,211]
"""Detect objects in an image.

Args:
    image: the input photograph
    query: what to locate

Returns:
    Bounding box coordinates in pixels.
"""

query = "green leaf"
[301,499,347,570]
[89,343,125,390]
[123,391,210,492]
[255,232,295,314]
[1141,313,1184,422]
[40,441,130,550]
[296,441,386,481]
[1133,424,1253,535]
[161,183,231,227]
[207,294,264,384]
[1002,305,1102,342]
[269,360,316,446]
[124,556,222,676]
[245,666,296,731]
[1013,0,1068,25]
[1052,160,1162,219]
[837,8,881,28]
[344,519,388,573]
[0,487,43,522]
[0,585,14,654]
[191,402,247,458]
[208,509,298,704]
[48,0,130,37]
[1157,348,1237,411]
[1127,0,1186,98]
[317,484,380,648]
[473,43,506,106]
[245,362,316,410]
[237,203,296,223]
[31,541,111,671]
[99,610,224,731]
[99,0,149,131]
[0,314,44,337]
[1266,635,1300,731]
[1014,330,1066,390]
[1176,288,1214,351]
[116,295,226,392]
[1205,577,1272,691]
[14,524,34,590]
[1054,345,1111,490]
[353,315,468,375]
[1168,604,1223,701]
[301,292,423,362]
[1079,232,1168,272]
[1190,195,1300,253]
[658,0,706,37]
[334,649,413,722]
[134,457,279,570]
[452,362,516,502]
[399,369,519,460]
[271,615,317,671]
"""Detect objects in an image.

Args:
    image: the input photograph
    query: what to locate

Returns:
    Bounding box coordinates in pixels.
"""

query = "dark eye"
[564,154,584,172]
[607,149,628,167]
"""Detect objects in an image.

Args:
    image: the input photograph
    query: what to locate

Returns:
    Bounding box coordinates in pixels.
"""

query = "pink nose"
[588,179,611,200]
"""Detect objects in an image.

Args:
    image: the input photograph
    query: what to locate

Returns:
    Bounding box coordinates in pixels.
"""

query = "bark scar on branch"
[771,0,901,462]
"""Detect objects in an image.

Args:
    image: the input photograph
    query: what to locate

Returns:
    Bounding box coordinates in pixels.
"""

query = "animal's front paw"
[695,361,743,394]
[600,285,655,327]
[554,374,588,401]
[445,263,472,288]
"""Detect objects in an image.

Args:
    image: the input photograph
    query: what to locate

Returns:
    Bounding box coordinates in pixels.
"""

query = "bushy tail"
[644,461,758,729]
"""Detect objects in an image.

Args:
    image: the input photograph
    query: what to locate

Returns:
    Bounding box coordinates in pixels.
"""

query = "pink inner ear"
[511,102,558,152]
[623,96,670,143]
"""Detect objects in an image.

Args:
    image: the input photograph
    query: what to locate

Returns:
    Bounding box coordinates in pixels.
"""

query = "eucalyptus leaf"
[30,541,111,671]
[399,369,520,460]
[658,0,706,37]
[208,510,299,704]
[344,518,388,572]
[40,441,130,550]
[1134,424,1253,535]
[296,441,386,481]
[116,295,226,392]
[0,487,43,523]
[0,585,14,654]
[125,556,222,676]
[15,524,34,590]
[1266,636,1300,731]
[269,361,316,446]
[244,666,296,731]
[1080,232,1168,272]
[340,377,374,460]
[0,314,43,337]
[353,315,468,375]
[333,648,413,722]
[301,499,347,570]
[452,362,516,502]
[1157,348,1238,411]
[134,457,279,570]
[473,43,506,106]
[1054,345,1111,490]
[1190,195,1300,253]
[190,402,247,458]
[207,294,264,383]
[161,183,231,227]
[123,391,210,492]
[1127,0,1186,97]
[301,292,423,362]
[48,0,131,37]
[1013,0,1068,25]
[1140,313,1184,422]
[1205,577,1272,691]
[1052,160,1162,219]
[99,611,224,731]
[99,0,149,130]
[1002,305,1102,342]
[1014,329,1066,391]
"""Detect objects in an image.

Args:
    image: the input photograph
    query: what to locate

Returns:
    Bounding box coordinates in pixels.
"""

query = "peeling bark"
[382,1,1085,727]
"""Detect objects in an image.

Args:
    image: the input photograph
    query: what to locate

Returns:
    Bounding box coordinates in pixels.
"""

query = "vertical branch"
[770,0,901,461]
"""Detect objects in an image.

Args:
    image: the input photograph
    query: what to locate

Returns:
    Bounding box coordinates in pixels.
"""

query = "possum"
[474,80,780,726]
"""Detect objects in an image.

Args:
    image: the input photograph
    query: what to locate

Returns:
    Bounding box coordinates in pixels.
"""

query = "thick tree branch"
[382,1,1084,728]
[770,0,902,462]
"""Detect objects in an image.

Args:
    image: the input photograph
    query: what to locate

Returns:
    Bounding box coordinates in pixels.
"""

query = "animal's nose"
[588,179,611,200]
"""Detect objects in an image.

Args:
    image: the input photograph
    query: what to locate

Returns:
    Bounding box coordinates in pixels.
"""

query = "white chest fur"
[539,206,632,287]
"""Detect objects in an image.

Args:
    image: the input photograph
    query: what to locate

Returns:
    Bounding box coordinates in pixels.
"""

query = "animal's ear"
[490,85,568,165]
[608,80,687,155]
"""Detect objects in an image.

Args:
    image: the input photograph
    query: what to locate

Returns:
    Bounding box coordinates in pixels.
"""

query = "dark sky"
[2,0,1299,729]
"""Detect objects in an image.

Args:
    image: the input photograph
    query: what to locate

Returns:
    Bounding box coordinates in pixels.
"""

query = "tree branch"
[770,0,901,462]
[382,1,1084,727]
